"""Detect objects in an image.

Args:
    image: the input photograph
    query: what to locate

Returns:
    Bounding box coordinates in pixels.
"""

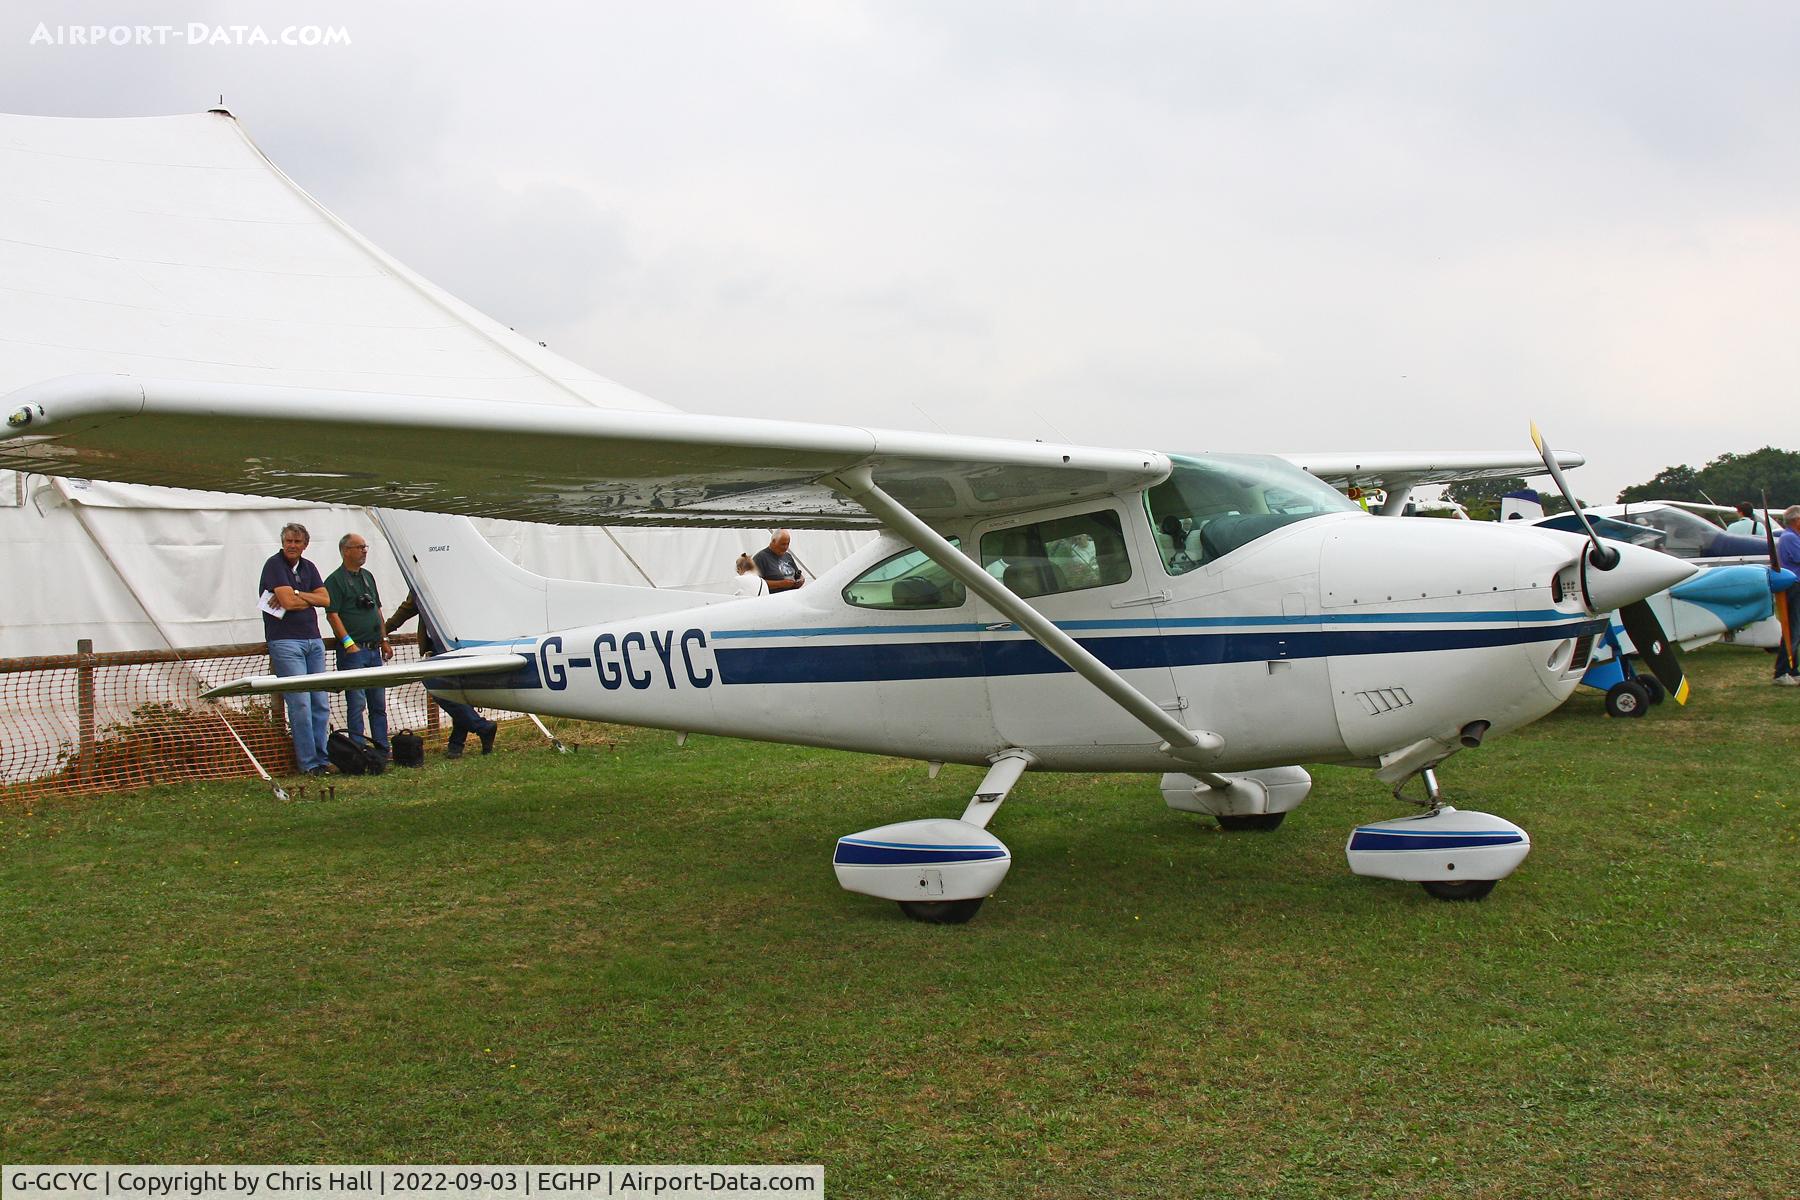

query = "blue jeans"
[436,696,496,751]
[268,638,330,772]
[336,646,390,754]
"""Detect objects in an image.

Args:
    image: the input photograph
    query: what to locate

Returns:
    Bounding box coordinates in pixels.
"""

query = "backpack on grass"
[391,730,425,768]
[326,729,387,776]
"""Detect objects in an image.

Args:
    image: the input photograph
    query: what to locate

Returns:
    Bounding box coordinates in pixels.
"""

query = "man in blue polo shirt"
[259,522,332,775]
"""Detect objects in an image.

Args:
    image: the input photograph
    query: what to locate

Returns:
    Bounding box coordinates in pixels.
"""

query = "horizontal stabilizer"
[203,653,528,699]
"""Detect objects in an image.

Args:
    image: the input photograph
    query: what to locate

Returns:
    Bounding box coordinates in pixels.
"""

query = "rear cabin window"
[843,542,968,610]
[978,510,1130,598]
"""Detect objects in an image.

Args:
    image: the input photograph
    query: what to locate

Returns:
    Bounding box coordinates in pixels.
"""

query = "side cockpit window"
[1146,454,1359,573]
[978,510,1131,598]
[843,542,968,610]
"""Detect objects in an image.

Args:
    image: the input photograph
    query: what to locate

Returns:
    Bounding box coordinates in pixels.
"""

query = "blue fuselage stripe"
[1349,831,1525,851]
[715,621,1605,685]
[712,610,1576,640]
[833,844,1011,866]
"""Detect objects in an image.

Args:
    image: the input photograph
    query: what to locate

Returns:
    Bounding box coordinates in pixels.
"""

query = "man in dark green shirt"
[324,532,392,757]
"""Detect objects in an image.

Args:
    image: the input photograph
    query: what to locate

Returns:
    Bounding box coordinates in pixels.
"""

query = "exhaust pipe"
[1459,720,1491,749]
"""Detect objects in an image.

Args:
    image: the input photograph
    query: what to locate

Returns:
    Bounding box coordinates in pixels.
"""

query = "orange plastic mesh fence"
[0,636,515,800]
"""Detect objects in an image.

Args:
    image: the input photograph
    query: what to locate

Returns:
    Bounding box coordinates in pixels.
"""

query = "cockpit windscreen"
[1145,453,1359,574]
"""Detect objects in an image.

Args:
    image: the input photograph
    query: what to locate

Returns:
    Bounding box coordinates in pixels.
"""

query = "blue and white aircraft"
[1520,499,1796,716]
[1,377,1693,920]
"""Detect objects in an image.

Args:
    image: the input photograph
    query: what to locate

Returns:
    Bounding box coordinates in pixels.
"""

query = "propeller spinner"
[1531,422,1691,705]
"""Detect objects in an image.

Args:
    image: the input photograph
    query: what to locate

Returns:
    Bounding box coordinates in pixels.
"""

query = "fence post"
[269,648,287,735]
[76,638,96,781]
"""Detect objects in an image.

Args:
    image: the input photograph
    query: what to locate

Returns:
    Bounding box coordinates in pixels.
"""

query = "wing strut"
[1377,484,1414,516]
[823,466,1224,764]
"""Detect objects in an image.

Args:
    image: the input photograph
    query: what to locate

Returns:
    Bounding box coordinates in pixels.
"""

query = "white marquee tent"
[0,110,870,660]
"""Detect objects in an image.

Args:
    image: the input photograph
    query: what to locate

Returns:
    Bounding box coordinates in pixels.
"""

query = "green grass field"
[3,646,1796,1197]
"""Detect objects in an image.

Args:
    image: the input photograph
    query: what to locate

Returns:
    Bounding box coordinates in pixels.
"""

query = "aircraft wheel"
[898,898,985,924]
[1421,879,1497,902]
[1215,812,1286,832]
[1638,676,1666,705]
[1604,680,1651,719]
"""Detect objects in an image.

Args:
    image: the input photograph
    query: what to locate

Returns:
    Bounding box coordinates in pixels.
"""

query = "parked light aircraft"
[1513,500,1797,716]
[0,377,1695,920]
[1530,500,1773,565]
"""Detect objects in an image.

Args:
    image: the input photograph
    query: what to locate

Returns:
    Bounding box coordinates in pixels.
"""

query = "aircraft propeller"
[1531,423,1689,705]
[1529,423,1617,570]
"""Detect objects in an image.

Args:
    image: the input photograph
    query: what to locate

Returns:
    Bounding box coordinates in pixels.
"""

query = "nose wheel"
[898,898,985,924]
[1605,679,1652,718]
[1420,880,1497,902]
[1348,769,1531,901]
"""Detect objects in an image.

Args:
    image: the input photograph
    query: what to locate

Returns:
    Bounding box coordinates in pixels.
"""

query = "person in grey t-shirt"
[753,529,805,593]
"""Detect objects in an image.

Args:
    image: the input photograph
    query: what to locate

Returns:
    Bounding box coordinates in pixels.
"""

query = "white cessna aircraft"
[0,377,1692,920]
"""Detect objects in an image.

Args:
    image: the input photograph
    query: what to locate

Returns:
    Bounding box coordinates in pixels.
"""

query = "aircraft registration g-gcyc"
[0,375,1696,920]
[0,111,1698,924]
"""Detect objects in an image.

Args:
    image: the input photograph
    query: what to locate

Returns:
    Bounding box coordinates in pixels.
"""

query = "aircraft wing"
[1281,451,1584,491]
[1,374,1167,528]
[1656,499,1736,523]
[203,652,529,699]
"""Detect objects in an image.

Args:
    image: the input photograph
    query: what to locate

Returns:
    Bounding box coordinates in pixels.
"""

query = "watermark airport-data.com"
[28,23,351,47]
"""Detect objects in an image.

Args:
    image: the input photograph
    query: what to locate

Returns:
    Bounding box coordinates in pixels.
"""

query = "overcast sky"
[5,1,1798,502]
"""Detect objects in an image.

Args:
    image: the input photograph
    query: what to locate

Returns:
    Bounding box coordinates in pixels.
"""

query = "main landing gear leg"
[832,750,1035,925]
[1348,762,1531,902]
[1395,766,1444,812]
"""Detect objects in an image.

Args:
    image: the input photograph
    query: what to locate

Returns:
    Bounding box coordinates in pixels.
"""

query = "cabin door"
[971,500,1181,753]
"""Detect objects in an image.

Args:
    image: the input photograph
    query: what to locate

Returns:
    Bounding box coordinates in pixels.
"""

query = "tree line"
[1615,447,1800,507]
[1442,447,1799,521]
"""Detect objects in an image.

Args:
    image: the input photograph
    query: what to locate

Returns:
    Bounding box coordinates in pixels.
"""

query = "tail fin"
[372,509,721,647]
[1500,490,1544,522]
